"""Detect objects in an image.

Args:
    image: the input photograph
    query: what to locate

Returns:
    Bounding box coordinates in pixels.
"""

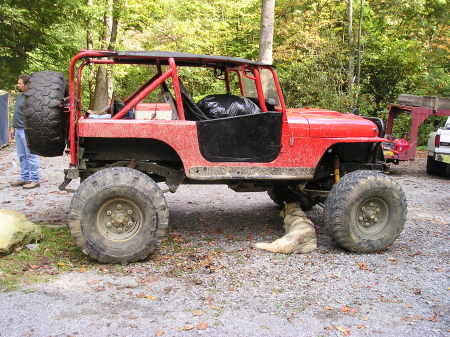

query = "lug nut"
[127,209,133,215]
[106,222,112,228]
[117,204,122,210]
[106,210,112,216]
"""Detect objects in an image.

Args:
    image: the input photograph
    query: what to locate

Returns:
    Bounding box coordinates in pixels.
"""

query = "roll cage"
[68,50,287,165]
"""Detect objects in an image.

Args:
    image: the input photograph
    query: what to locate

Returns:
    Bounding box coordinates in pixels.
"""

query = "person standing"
[9,75,40,189]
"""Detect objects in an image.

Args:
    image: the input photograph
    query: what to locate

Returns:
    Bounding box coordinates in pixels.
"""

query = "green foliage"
[0,0,84,89]
[0,227,89,291]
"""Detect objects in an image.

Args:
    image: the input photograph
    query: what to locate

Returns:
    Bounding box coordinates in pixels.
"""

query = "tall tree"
[347,0,355,94]
[259,0,275,64]
[356,0,363,87]
[92,0,122,111]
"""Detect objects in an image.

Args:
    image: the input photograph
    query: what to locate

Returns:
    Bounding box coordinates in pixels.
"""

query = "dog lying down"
[255,202,317,254]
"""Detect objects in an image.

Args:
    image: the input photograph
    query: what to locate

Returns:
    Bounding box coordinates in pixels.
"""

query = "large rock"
[0,209,42,254]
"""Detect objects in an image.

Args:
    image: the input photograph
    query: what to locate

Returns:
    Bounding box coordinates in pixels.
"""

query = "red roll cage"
[68,50,287,165]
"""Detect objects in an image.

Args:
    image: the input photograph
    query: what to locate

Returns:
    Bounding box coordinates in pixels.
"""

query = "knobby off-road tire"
[267,185,313,211]
[325,170,407,253]
[69,167,169,264]
[23,71,67,157]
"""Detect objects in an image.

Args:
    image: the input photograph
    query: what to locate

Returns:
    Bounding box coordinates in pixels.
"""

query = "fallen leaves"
[340,305,358,314]
[401,313,440,323]
[170,232,184,242]
[196,322,208,330]
[336,326,351,336]
[136,293,157,300]
[191,310,203,317]
[87,279,100,285]
[325,325,351,336]
[155,331,165,336]
[180,325,194,331]
[387,258,399,265]
[356,262,371,271]
[177,322,209,332]
[379,295,401,303]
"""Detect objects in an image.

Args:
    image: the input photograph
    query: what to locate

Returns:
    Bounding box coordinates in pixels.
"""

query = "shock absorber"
[334,155,341,183]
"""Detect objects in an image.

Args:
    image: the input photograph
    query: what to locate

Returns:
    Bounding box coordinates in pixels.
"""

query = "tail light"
[435,134,440,147]
[393,138,409,153]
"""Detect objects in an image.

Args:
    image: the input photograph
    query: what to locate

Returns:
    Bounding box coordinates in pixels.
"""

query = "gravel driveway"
[0,145,449,337]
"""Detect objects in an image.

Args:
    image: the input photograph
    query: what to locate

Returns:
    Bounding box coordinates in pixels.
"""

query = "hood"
[287,107,379,138]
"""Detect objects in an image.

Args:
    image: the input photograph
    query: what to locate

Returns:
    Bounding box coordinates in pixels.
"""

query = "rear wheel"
[325,170,406,253]
[69,167,169,264]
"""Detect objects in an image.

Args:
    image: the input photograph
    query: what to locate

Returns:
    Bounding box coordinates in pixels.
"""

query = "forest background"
[1,0,449,144]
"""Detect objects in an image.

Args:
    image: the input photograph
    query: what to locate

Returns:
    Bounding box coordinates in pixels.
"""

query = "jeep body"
[66,50,384,200]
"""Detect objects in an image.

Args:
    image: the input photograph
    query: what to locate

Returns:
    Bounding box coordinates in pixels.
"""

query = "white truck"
[427,116,450,176]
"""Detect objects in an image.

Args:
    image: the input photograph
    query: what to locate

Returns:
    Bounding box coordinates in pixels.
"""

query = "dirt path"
[0,144,449,337]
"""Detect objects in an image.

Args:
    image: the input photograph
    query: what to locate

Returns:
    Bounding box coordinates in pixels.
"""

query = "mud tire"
[69,167,169,264]
[325,170,406,253]
[22,71,67,157]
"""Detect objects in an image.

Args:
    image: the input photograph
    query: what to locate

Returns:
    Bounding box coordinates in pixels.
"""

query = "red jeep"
[23,50,407,263]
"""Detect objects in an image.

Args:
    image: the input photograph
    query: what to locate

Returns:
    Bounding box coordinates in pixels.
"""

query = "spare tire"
[23,71,67,157]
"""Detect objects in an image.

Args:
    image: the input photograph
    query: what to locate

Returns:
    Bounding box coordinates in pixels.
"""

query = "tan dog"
[255,202,317,254]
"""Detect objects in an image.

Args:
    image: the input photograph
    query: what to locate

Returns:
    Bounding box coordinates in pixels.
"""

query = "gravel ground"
[0,144,449,337]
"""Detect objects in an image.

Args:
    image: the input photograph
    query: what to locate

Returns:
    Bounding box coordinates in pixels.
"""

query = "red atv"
[23,50,407,263]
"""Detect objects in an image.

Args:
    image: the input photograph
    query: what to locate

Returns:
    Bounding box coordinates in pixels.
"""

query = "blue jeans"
[15,128,40,182]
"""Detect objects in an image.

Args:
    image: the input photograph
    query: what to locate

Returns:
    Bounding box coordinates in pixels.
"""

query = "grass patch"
[0,227,91,291]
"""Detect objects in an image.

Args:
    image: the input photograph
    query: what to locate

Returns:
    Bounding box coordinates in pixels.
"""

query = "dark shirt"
[13,94,25,129]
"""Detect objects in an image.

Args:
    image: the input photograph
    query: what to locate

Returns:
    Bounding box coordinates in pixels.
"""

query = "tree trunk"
[259,0,275,65]
[86,0,95,109]
[259,0,275,103]
[356,0,363,86]
[347,0,354,93]
[92,0,120,111]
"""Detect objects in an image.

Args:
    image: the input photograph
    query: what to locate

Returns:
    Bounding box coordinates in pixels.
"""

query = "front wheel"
[325,170,407,253]
[69,167,169,264]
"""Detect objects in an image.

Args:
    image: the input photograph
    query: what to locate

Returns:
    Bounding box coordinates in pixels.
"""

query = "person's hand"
[9,128,14,141]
